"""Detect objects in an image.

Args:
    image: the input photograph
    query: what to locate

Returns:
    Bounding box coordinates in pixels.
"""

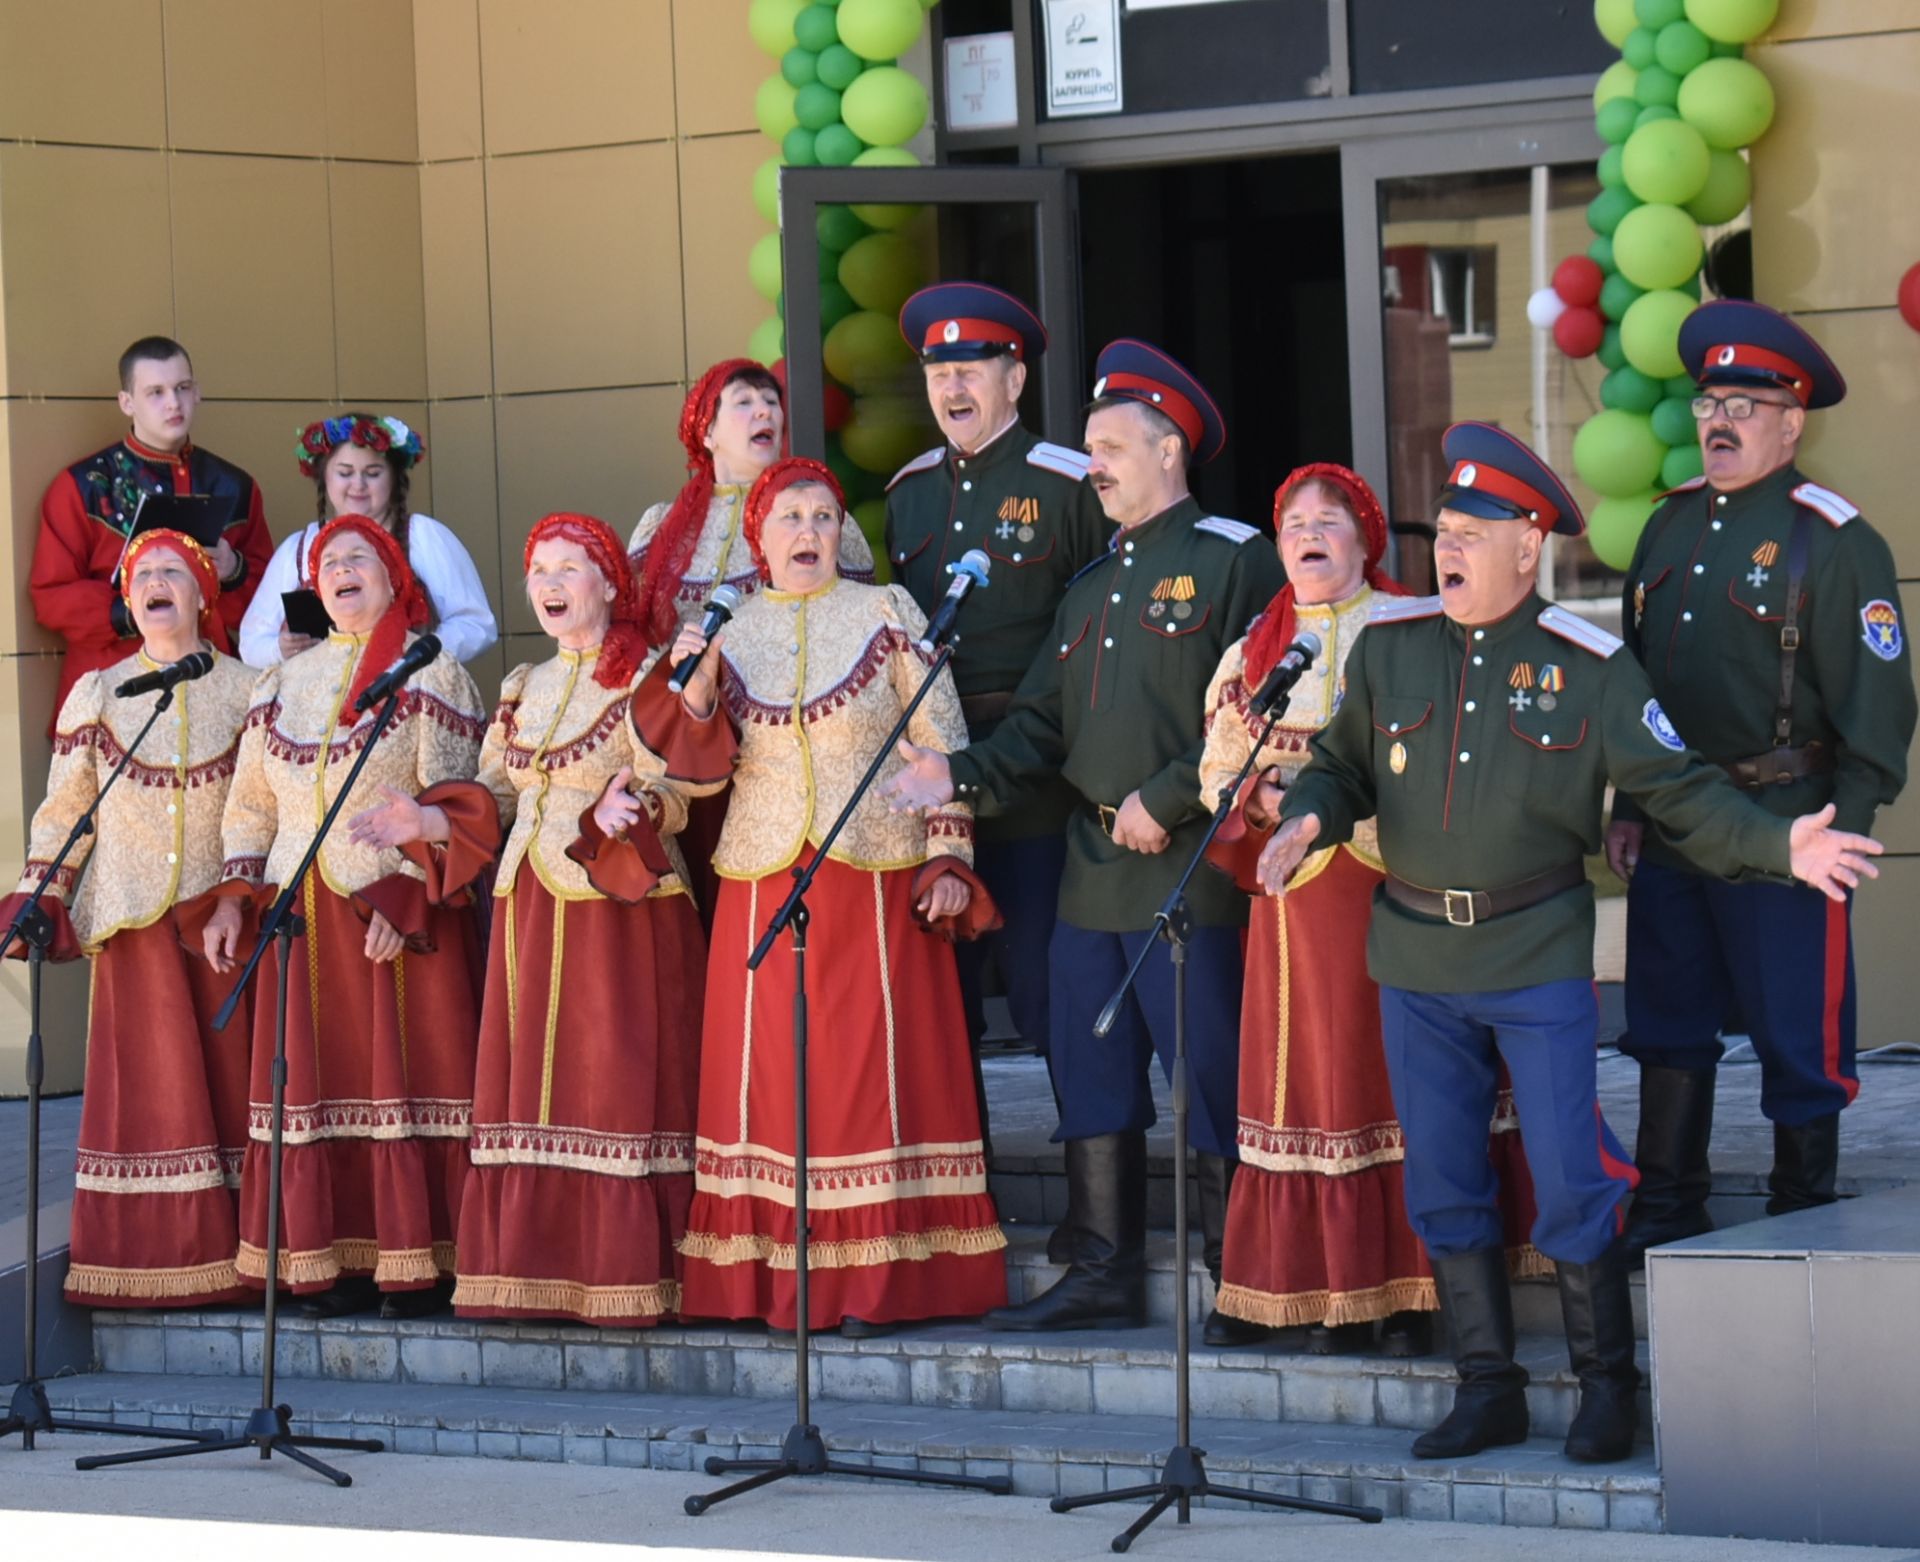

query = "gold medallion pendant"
[1390,740,1408,775]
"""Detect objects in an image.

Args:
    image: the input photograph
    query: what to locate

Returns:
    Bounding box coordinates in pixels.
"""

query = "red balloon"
[769,357,787,392]
[1553,255,1606,309]
[1900,261,1920,333]
[822,379,853,433]
[1554,305,1606,358]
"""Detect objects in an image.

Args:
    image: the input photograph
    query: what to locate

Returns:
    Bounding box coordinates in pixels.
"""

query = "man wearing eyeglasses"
[1607,299,1915,1262]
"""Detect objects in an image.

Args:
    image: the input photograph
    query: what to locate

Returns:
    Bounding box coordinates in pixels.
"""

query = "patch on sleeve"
[1642,698,1686,752]
[1861,598,1904,662]
[1194,515,1259,545]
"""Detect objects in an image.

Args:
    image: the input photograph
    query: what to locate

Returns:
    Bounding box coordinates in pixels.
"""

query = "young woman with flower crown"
[237,412,497,668]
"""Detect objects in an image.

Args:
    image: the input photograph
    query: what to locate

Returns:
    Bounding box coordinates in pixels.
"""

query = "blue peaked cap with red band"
[1437,422,1586,538]
[899,282,1047,364]
[1679,298,1845,410]
[1090,338,1227,465]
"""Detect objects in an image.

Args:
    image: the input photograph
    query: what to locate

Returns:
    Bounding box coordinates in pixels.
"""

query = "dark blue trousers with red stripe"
[1380,979,1637,1266]
[1620,858,1857,1125]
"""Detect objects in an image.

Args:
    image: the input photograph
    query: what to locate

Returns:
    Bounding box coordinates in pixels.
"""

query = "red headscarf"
[121,529,230,653]
[743,458,846,584]
[1243,462,1405,687]
[523,513,647,690]
[308,513,430,722]
[636,358,783,644]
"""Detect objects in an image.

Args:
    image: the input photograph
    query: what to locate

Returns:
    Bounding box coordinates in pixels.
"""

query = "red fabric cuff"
[0,893,84,963]
[1205,771,1277,895]
[628,653,739,787]
[566,793,675,906]
[909,857,1002,943]
[351,874,435,953]
[398,781,501,904]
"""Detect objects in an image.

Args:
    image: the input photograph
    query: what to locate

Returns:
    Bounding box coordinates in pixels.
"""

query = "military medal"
[1537,663,1564,712]
[1507,661,1535,713]
[1390,741,1407,775]
[1018,525,1036,543]
[1148,600,1167,619]
[1749,538,1779,589]
[1171,574,1197,620]
[1633,581,1646,628]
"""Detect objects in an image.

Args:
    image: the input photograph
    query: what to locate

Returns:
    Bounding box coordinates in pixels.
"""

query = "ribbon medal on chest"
[996,495,1040,545]
[1537,663,1565,712]
[1149,574,1197,624]
[1507,661,1535,713]
[1749,538,1780,589]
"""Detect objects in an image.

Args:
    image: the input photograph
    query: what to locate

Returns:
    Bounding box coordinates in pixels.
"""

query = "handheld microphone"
[917,550,992,653]
[1248,631,1322,716]
[353,633,442,713]
[114,650,214,700]
[667,584,744,694]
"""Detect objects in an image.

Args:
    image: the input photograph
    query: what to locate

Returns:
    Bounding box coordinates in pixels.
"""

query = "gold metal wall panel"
[163,0,329,157]
[672,0,760,138]
[0,0,167,148]
[477,0,674,156]
[330,162,429,402]
[420,158,494,399]
[322,0,422,162]
[679,132,770,376]
[414,0,484,162]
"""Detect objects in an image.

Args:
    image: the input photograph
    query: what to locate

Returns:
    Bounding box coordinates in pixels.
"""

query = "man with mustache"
[1607,301,1914,1261]
[886,284,1111,1149]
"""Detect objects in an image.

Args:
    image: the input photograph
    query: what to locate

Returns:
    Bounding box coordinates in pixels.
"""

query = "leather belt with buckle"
[960,690,1016,728]
[1720,741,1831,790]
[1382,861,1586,927]
[1091,802,1120,837]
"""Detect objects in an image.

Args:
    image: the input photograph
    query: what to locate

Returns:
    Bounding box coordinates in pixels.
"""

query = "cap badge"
[1717,345,1737,366]
[943,320,961,344]
[1457,463,1477,487]
[1092,375,1108,398]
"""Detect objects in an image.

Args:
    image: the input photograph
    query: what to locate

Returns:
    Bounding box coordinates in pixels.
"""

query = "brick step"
[34,1371,1663,1532]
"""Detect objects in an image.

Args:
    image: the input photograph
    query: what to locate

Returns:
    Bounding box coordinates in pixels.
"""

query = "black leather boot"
[1622,1064,1716,1269]
[1556,1242,1640,1462]
[988,1132,1147,1331]
[1766,1113,1840,1216]
[1046,1220,1076,1265]
[1411,1248,1530,1459]
[1193,1152,1270,1346]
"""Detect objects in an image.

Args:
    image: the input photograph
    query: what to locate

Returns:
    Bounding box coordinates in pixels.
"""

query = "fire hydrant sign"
[1044,0,1122,118]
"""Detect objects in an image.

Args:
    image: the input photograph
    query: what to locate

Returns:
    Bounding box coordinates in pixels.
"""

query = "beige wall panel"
[190,401,324,544]
[1750,31,1920,314]
[172,154,335,402]
[414,0,484,162]
[486,143,684,395]
[421,396,503,659]
[1850,853,1920,1046]
[679,132,769,374]
[164,0,328,157]
[492,385,682,635]
[330,162,428,401]
[0,0,166,148]
[477,0,674,156]
[5,398,130,658]
[420,159,493,399]
[1763,2,1919,41]
[1851,581,1920,856]
[672,0,758,138]
[0,145,173,400]
[322,0,420,162]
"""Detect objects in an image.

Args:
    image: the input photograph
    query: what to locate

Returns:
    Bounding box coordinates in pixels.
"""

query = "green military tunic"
[1615,466,1914,860]
[1280,592,1794,995]
[886,421,1112,841]
[947,495,1286,931]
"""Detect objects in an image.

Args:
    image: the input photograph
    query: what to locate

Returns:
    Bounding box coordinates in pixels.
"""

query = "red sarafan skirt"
[1217,847,1547,1329]
[678,858,1007,1331]
[453,875,702,1328]
[235,878,481,1294]
[62,912,251,1307]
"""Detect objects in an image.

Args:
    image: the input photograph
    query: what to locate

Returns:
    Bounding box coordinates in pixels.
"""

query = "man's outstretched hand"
[883,739,955,813]
[1255,813,1322,896]
[1788,803,1883,902]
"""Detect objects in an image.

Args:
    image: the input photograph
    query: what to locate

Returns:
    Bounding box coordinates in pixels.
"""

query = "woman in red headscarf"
[368,514,713,1328]
[638,458,1004,1335]
[200,514,496,1318]
[1198,465,1546,1355]
[1,530,256,1306]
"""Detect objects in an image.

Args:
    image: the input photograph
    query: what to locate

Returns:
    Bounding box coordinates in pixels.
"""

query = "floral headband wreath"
[295,413,426,479]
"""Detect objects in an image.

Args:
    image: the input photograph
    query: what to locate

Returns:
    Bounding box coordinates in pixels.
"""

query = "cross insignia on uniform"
[1508,688,1532,712]
[1747,564,1770,588]
[995,520,1016,539]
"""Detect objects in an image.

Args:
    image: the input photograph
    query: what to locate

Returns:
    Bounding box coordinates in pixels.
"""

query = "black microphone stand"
[686,630,1010,1515]
[74,687,411,1485]
[1054,684,1384,1551]
[2,685,211,1452]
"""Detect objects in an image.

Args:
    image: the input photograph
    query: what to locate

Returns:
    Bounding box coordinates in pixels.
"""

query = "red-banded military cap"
[899,282,1047,363]
[1090,338,1227,465]
[1437,421,1585,538]
[1679,298,1845,409]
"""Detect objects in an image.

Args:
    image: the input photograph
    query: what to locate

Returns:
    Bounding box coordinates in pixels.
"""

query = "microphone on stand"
[1247,631,1322,716]
[114,650,214,700]
[668,584,744,694]
[917,550,992,653]
[353,633,442,713]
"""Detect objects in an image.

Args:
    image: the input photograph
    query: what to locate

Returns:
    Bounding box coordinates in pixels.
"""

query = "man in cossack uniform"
[886,284,1111,1150]
[1259,422,1881,1465]
[32,336,273,729]
[887,340,1285,1332]
[1607,301,1914,1258]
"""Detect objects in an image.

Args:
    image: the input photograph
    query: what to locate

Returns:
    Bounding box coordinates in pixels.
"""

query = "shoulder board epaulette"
[1656,475,1708,501]
[1538,603,1624,659]
[885,446,947,492]
[1366,594,1444,626]
[1194,515,1259,545]
[1792,481,1858,528]
[1026,441,1091,481]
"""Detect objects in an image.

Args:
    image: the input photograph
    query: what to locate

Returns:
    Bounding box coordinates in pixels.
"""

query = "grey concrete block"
[162,1327,240,1377]
[435,1428,478,1457]
[1301,1474,1353,1507]
[564,1342,642,1393]
[1352,1478,1404,1518]
[1375,1372,1449,1431]
[1555,1488,1609,1530]
[1009,1459,1057,1497]
[1524,1382,1575,1438]
[1090,1363,1175,1418]
[1001,1360,1093,1414]
[819,1352,910,1404]
[243,1329,320,1379]
[963,1457,1011,1488]
[605,1437,650,1469]
[477,1430,520,1459]
[520,1433,563,1463]
[319,1332,399,1382]
[1452,1483,1505,1526]
[651,1438,696,1472]
[647,1346,733,1397]
[400,1334,481,1386]
[1609,1491,1662,1533]
[480,1338,563,1390]
[909,1355,1001,1411]
[391,1425,436,1455]
[732,1347,799,1400]
[1188,1368,1279,1421]
[96,1326,166,1374]
[1057,1460,1107,1499]
[1504,1485,1557,1528]
[1280,1367,1376,1426]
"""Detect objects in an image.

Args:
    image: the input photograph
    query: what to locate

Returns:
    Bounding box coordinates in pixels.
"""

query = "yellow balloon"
[850,146,922,231]
[823,309,917,392]
[1593,59,1640,110]
[1588,491,1661,570]
[840,394,933,474]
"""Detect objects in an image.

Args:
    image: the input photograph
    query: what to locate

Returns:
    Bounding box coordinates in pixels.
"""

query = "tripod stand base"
[73,1402,384,1485]
[684,1421,1012,1515]
[2,1378,210,1452]
[1051,1444,1382,1553]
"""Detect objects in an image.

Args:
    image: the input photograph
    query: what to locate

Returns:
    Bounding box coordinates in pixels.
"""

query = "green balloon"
[1652,394,1697,445]
[793,82,842,131]
[1634,64,1681,107]
[1677,269,1702,300]
[1599,324,1627,370]
[749,0,807,56]
[1593,59,1640,110]
[838,231,922,315]
[1603,364,1665,414]
[793,3,841,51]
[1594,0,1638,48]
[1661,440,1706,488]
[775,288,784,319]
[820,279,858,333]
[1574,408,1667,498]
[1588,491,1661,570]
[1676,56,1775,148]
[1655,19,1712,74]
[782,126,818,165]
[1683,0,1778,44]
[752,156,783,226]
[1621,288,1696,378]
[836,0,926,62]
[755,76,800,141]
[1623,27,1658,68]
[1710,38,1743,57]
[1685,147,1751,223]
[817,203,870,251]
[1601,271,1646,322]
[816,42,865,90]
[1634,0,1686,25]
[850,145,923,230]
[1589,234,1616,271]
[1598,146,1627,189]
[1622,116,1710,205]
[815,122,865,165]
[1587,185,1641,236]
[1597,97,1640,144]
[1613,202,1704,289]
[747,314,785,366]
[748,231,784,302]
[1635,103,1681,128]
[1665,374,1698,397]
[841,65,928,147]
[781,46,819,87]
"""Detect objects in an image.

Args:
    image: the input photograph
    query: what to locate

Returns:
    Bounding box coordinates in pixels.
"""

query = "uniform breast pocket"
[1501,703,1589,797]
[985,531,1057,570]
[1057,615,1091,662]
[1137,600,1213,640]
[889,532,932,570]
[1371,696,1432,780]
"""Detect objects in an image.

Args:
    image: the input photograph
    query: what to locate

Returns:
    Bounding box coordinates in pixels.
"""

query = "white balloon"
[1527,286,1569,330]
